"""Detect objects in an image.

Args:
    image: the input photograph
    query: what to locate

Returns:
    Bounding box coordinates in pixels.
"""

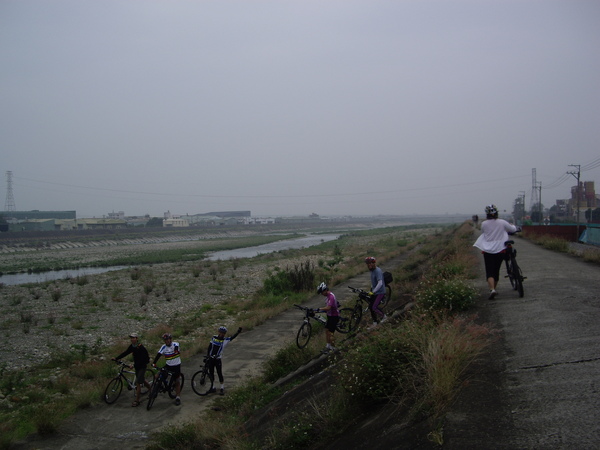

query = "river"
[0,233,339,285]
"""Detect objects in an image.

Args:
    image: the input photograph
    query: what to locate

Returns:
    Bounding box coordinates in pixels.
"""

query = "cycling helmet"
[485,204,498,215]
[162,333,172,340]
[365,256,376,264]
[317,282,328,294]
[218,326,227,334]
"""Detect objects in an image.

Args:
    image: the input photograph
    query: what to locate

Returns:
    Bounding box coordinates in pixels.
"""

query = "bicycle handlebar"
[348,286,372,299]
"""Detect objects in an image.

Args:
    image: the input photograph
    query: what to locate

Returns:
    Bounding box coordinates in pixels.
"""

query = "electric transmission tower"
[4,171,16,212]
[530,169,539,215]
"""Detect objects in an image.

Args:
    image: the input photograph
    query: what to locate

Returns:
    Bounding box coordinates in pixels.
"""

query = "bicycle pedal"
[127,386,133,391]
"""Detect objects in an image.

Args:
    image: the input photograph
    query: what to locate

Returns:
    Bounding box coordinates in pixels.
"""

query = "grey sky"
[1,0,599,218]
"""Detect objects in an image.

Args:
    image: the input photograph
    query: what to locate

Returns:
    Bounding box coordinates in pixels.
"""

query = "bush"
[416,277,477,312]
[262,260,316,294]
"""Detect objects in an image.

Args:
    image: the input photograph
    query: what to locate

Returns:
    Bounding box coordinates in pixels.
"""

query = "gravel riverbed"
[0,239,321,372]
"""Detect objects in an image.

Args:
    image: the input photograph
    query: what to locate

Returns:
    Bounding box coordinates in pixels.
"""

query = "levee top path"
[441,235,600,449]
[14,254,406,450]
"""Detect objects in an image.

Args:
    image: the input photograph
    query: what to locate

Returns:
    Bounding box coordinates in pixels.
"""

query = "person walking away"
[206,326,242,395]
[365,256,387,325]
[112,332,151,407]
[152,333,182,405]
[316,282,340,353]
[473,204,519,299]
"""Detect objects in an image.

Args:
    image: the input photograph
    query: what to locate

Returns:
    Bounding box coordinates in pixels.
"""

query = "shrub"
[416,277,477,312]
[262,260,315,294]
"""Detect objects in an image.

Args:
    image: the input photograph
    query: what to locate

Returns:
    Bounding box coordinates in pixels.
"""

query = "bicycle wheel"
[146,380,161,411]
[336,308,354,334]
[384,285,392,305]
[103,377,123,404]
[296,321,312,349]
[140,369,154,395]
[512,257,525,298]
[506,259,518,290]
[348,305,363,331]
[168,373,185,399]
[191,367,214,396]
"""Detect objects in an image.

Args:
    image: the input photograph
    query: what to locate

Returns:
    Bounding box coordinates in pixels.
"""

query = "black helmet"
[162,333,172,340]
[317,282,328,294]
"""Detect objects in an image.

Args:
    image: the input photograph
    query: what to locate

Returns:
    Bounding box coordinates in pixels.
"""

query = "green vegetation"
[146,222,494,448]
[0,234,304,274]
[0,222,489,448]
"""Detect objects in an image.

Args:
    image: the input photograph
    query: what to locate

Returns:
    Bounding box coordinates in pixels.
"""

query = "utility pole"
[567,164,581,241]
[520,191,526,225]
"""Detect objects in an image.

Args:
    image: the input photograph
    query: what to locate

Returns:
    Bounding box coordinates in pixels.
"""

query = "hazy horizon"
[2,1,599,218]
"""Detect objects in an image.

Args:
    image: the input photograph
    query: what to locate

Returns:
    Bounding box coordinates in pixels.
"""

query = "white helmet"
[317,282,328,294]
[485,204,498,215]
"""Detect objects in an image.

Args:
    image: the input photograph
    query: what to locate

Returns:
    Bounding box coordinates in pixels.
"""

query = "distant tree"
[146,217,163,227]
[585,207,600,223]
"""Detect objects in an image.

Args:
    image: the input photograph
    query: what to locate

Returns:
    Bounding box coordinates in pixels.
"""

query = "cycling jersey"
[207,336,234,359]
[370,267,385,295]
[155,342,181,366]
[325,292,340,317]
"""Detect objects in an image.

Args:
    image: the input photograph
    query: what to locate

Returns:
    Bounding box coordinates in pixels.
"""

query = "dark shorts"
[165,364,181,380]
[483,251,506,281]
[326,315,340,333]
[135,366,147,385]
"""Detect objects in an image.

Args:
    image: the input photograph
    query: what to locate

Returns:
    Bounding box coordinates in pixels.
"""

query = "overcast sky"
[1,0,599,218]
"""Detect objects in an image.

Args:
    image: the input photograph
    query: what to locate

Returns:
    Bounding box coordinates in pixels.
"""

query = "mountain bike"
[191,356,215,396]
[504,238,526,297]
[345,286,391,331]
[146,366,185,410]
[294,304,354,349]
[103,360,154,405]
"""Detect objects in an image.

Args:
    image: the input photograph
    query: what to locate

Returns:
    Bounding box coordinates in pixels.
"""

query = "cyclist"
[316,282,340,353]
[152,333,182,405]
[365,256,387,326]
[205,325,242,395]
[112,332,151,407]
[473,204,519,299]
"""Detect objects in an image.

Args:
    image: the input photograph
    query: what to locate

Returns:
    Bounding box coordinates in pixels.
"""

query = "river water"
[0,234,339,286]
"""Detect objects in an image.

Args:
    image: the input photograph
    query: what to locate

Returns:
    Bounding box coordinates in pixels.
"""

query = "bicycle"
[191,356,215,396]
[146,366,185,410]
[103,360,154,405]
[504,237,526,297]
[294,304,354,349]
[345,285,391,331]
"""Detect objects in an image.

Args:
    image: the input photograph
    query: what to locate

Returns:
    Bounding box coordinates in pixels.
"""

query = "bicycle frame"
[504,239,525,298]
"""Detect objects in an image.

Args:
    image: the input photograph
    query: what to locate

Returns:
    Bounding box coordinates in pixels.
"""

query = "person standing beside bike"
[316,282,340,353]
[473,204,519,300]
[152,333,182,406]
[112,332,151,407]
[365,257,387,325]
[206,326,242,395]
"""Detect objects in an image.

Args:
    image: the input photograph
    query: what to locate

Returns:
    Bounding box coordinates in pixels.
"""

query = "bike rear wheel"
[337,308,354,334]
[103,377,123,404]
[511,257,525,297]
[380,285,392,307]
[296,321,312,349]
[168,373,185,399]
[191,366,215,396]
